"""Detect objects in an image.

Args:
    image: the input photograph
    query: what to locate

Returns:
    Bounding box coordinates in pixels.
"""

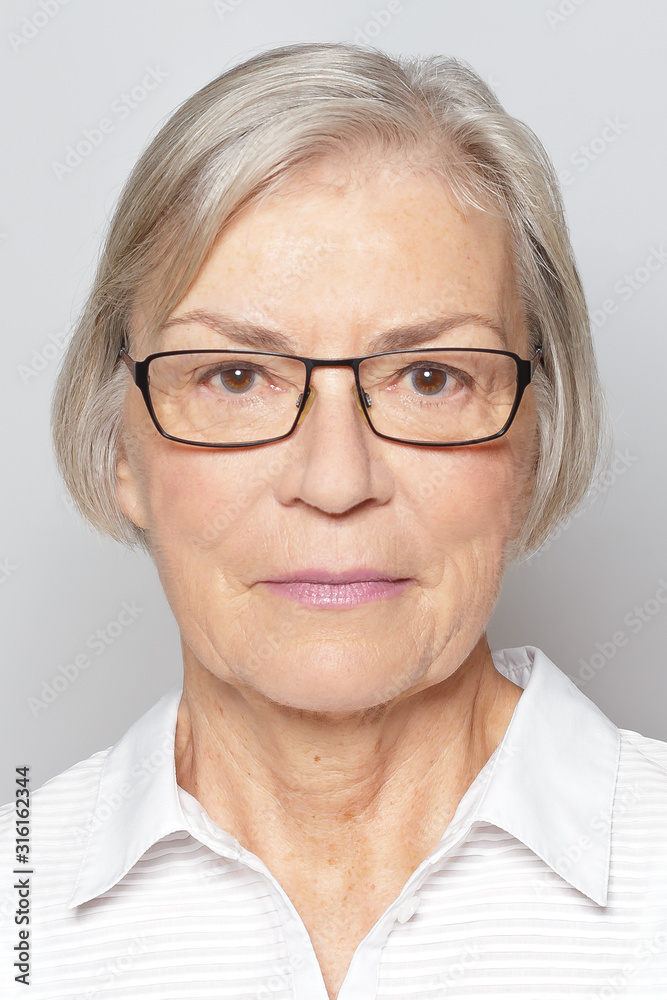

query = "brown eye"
[215,367,258,394]
[401,363,469,397]
[409,367,450,395]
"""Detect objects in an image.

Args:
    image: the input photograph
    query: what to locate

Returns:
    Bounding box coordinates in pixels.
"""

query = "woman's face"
[117,157,538,712]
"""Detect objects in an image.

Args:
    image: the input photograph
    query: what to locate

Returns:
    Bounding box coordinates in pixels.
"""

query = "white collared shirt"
[1,646,666,998]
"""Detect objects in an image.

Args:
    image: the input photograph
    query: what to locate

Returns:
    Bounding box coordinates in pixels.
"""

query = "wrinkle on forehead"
[133,155,527,358]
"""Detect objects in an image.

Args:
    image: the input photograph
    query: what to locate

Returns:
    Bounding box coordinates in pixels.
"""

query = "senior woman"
[2,40,666,1000]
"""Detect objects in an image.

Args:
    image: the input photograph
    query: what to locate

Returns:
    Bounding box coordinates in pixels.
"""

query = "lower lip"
[261,579,412,607]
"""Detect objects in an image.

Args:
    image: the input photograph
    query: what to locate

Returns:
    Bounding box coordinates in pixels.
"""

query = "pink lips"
[260,570,412,607]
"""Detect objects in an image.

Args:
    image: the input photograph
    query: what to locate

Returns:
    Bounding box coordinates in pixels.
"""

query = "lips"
[262,569,404,584]
[259,570,412,607]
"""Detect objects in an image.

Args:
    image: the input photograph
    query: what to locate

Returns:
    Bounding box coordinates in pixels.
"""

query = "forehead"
[139,158,525,354]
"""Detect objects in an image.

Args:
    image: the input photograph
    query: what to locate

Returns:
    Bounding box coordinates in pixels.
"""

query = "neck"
[174,635,523,873]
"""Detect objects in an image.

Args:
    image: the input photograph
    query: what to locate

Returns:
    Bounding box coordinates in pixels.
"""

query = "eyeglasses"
[119,345,542,448]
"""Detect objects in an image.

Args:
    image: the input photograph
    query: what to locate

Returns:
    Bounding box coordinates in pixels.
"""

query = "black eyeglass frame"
[119,345,543,449]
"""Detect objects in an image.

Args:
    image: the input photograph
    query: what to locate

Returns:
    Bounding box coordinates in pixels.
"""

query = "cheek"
[407,446,523,551]
[142,446,262,556]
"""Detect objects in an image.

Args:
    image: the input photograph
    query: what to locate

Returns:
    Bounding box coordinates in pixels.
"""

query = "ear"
[115,448,149,530]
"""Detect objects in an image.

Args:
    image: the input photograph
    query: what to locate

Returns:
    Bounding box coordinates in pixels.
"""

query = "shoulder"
[0,749,110,864]
[0,751,111,950]
[612,728,667,832]
[618,727,667,778]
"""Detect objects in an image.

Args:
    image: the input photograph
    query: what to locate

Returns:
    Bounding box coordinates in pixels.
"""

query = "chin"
[251,660,418,716]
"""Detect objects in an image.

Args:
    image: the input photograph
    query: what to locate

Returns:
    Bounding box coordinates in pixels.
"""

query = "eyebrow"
[159,308,508,354]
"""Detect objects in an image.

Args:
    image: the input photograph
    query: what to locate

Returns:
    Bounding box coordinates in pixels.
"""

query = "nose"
[295,377,369,426]
[274,368,393,516]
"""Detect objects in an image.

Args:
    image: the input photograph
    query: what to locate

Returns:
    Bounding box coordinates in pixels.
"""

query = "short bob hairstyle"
[52,41,609,560]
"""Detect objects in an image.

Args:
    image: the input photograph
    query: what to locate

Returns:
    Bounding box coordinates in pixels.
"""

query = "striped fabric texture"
[1,645,666,998]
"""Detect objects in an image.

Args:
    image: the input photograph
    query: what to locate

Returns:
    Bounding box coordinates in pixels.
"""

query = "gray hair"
[51,41,610,560]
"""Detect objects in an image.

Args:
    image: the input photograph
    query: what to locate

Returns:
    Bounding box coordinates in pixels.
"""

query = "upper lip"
[262,569,407,584]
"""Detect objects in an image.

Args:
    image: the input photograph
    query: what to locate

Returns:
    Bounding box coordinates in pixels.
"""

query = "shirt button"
[395,898,418,924]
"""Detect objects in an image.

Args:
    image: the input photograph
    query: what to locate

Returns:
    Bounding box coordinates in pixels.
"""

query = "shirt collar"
[472,646,620,906]
[68,646,620,909]
[68,687,185,908]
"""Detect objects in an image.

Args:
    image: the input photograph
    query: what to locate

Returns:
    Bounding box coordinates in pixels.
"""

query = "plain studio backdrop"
[1,0,666,805]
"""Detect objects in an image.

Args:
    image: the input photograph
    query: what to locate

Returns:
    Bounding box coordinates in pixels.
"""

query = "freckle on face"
[122,157,537,714]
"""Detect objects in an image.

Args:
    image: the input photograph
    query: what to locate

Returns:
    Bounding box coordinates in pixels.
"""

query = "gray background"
[1,0,666,805]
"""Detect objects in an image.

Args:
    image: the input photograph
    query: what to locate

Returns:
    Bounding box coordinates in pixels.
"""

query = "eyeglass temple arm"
[531,347,543,375]
[119,345,137,380]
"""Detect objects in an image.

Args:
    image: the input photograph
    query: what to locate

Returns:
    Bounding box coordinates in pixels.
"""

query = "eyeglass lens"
[145,349,520,445]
